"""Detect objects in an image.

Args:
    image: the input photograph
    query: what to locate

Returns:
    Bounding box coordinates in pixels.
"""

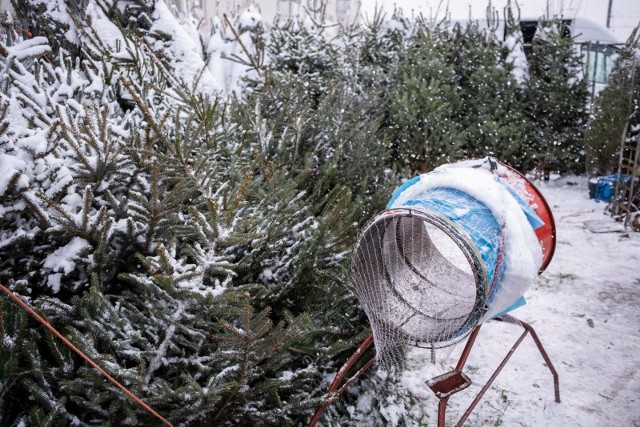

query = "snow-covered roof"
[568,17,622,44]
[517,16,622,44]
[447,16,622,45]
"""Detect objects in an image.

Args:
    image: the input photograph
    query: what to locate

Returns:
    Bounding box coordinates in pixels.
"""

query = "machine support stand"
[427,315,560,427]
[309,315,559,427]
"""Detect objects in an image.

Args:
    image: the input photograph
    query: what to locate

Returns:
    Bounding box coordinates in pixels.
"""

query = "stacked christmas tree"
[0,1,593,425]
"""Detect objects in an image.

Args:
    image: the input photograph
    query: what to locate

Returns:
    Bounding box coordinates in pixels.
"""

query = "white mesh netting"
[351,208,487,369]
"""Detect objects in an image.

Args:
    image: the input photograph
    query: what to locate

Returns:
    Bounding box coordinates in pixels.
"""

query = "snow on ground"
[400,175,640,426]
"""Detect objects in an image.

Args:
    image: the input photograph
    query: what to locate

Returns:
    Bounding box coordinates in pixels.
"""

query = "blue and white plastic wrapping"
[386,161,544,322]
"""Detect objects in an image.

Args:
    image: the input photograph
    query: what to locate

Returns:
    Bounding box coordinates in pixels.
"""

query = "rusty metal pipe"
[308,334,375,427]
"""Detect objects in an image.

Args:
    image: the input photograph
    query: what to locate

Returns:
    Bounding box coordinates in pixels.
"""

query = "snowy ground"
[399,176,640,426]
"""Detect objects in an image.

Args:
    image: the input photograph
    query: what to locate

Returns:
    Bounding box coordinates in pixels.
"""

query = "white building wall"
[0,0,12,13]
[202,0,360,29]
[0,0,360,35]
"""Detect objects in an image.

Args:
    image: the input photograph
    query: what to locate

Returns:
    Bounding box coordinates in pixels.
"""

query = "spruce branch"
[223,13,263,78]
[21,193,51,229]
[119,77,174,152]
[224,170,253,226]
[0,99,9,135]
[253,149,274,184]
[0,41,8,58]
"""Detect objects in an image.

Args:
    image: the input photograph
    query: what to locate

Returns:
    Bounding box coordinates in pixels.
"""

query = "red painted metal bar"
[308,334,375,427]
[0,282,174,427]
[437,397,449,427]
[326,334,374,395]
[455,325,483,371]
[433,315,559,427]
[333,357,376,398]
[455,326,530,426]
[498,314,561,403]
[434,325,482,427]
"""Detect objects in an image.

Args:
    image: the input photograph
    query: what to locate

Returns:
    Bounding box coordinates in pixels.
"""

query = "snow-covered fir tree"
[523,17,590,178]
[0,2,377,425]
[385,22,465,173]
[445,18,532,170]
[1,1,596,425]
[585,27,640,175]
[383,6,533,174]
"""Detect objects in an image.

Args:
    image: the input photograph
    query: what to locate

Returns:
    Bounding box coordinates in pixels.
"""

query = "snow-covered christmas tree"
[1,1,598,425]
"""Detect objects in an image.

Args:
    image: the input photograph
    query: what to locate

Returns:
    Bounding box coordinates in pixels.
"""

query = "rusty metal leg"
[427,326,483,427]
[528,326,561,403]
[499,314,560,403]
[428,316,560,427]
[454,315,560,426]
[308,335,375,427]
[438,397,449,427]
[455,325,483,371]
[455,327,530,426]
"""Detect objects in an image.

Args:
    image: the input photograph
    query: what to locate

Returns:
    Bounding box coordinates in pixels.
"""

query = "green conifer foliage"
[1,2,606,424]
[446,22,532,169]
[350,9,408,92]
[524,19,590,177]
[386,25,465,173]
[0,2,378,425]
[267,15,340,106]
[244,27,398,219]
[383,15,533,174]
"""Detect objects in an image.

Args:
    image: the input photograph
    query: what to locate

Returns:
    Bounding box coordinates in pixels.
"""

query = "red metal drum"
[497,163,556,273]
